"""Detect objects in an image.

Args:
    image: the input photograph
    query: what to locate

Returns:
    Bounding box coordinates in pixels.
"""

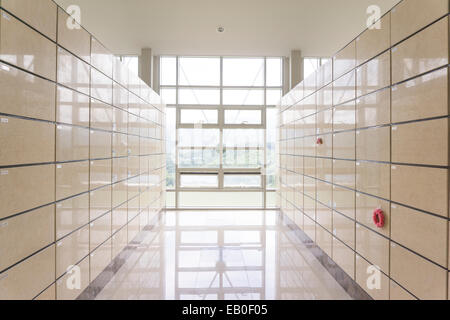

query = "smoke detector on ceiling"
[217,26,225,33]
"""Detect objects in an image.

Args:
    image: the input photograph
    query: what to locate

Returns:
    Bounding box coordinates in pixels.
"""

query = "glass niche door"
[176,106,267,208]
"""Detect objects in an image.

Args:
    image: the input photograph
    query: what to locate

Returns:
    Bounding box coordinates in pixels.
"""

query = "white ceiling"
[54,0,400,57]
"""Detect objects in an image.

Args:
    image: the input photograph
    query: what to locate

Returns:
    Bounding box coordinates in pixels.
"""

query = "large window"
[161,56,282,209]
[303,57,331,79]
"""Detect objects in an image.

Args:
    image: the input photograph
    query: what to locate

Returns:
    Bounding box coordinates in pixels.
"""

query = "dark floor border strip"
[32,207,164,300]
[77,212,162,300]
[280,211,372,300]
[0,199,165,276]
[280,203,442,300]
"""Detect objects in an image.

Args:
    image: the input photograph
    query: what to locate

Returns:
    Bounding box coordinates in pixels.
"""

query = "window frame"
[161,56,283,209]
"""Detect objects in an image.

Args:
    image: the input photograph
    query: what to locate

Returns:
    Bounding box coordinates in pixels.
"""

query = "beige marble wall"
[0,0,166,300]
[278,0,450,300]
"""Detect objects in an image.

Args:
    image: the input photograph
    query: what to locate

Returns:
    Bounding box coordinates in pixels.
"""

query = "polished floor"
[94,211,351,300]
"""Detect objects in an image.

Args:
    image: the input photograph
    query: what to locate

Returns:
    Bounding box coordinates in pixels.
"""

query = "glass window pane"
[180,174,218,188]
[223,89,264,105]
[266,58,282,86]
[223,129,264,148]
[160,56,177,85]
[304,58,320,79]
[179,57,220,86]
[178,148,220,168]
[225,110,261,125]
[122,56,138,75]
[160,88,176,105]
[166,107,176,189]
[223,58,264,86]
[223,149,264,168]
[224,175,261,188]
[266,108,277,189]
[179,88,220,105]
[266,89,282,106]
[180,109,218,124]
[178,129,220,147]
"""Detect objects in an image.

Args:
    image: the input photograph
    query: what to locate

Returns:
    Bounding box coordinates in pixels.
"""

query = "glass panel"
[223,89,264,105]
[122,56,138,75]
[224,110,262,125]
[180,109,218,124]
[266,89,282,106]
[223,58,264,86]
[266,108,277,189]
[223,149,263,168]
[160,56,177,85]
[178,88,220,105]
[180,174,218,188]
[160,88,176,105]
[179,57,220,86]
[178,129,220,147]
[166,107,176,189]
[224,174,262,188]
[178,148,220,168]
[223,129,264,148]
[266,58,283,86]
[304,58,320,79]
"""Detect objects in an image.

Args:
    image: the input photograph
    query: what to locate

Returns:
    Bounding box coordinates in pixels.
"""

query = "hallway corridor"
[86,211,351,300]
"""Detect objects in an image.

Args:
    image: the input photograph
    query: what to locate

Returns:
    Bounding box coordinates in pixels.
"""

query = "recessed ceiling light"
[217,26,225,33]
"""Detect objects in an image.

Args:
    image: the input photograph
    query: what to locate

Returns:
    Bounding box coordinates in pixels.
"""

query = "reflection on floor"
[94,211,351,300]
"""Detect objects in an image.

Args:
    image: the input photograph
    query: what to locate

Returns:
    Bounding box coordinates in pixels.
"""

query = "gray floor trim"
[77,212,162,300]
[280,212,372,301]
